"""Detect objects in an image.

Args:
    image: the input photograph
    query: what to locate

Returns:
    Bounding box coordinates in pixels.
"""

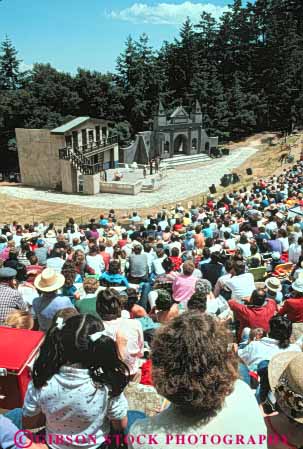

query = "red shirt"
[100,251,110,271]
[118,239,127,248]
[173,223,183,232]
[229,299,277,341]
[278,297,303,323]
[140,359,153,386]
[169,256,182,272]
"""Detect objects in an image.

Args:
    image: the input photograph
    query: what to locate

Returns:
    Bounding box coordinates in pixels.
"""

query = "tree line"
[1,0,303,168]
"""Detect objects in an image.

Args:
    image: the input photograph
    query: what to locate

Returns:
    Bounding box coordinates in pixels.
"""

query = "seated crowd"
[2,161,303,448]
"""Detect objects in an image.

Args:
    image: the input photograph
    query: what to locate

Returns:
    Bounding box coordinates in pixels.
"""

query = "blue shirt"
[32,293,74,332]
[231,223,240,234]
[0,415,19,449]
[99,272,129,287]
[202,227,213,239]
[184,238,195,251]
[62,285,78,305]
[199,258,211,268]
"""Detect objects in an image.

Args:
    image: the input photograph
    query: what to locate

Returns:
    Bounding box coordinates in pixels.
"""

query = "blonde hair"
[5,310,34,329]
[83,277,99,294]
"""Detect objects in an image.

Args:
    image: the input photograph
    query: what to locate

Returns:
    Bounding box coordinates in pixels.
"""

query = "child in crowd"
[22,314,129,449]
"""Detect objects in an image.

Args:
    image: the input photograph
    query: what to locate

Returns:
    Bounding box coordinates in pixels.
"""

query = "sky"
[0,0,232,74]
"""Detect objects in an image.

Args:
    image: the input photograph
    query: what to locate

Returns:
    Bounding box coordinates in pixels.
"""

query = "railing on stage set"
[59,136,118,176]
[61,135,118,156]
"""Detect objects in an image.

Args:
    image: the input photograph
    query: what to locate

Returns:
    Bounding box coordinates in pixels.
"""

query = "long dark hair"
[32,314,129,396]
[268,315,292,349]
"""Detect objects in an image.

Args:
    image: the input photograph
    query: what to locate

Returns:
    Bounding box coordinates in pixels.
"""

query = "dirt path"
[0,132,300,224]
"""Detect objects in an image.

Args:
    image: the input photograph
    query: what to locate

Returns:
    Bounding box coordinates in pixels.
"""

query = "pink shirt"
[172,274,197,304]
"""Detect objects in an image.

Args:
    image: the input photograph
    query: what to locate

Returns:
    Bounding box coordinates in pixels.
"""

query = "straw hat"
[292,278,303,293]
[265,277,282,292]
[269,352,303,423]
[34,268,65,292]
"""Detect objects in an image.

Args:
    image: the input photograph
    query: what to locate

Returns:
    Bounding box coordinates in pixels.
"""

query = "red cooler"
[0,327,44,409]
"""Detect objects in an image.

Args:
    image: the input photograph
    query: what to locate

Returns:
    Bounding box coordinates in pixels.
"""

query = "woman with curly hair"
[129,313,267,448]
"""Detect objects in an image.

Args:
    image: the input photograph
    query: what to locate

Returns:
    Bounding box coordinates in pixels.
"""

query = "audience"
[129,313,267,448]
[2,158,303,446]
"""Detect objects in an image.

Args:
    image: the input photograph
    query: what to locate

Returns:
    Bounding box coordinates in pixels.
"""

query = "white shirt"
[278,237,289,252]
[86,254,105,275]
[207,296,230,318]
[103,318,144,375]
[168,241,182,255]
[238,337,301,370]
[158,220,169,231]
[224,238,237,250]
[152,256,167,276]
[288,243,302,264]
[213,273,232,297]
[225,273,255,301]
[145,251,156,272]
[13,234,23,248]
[237,243,251,257]
[23,367,128,449]
[18,283,38,306]
[266,221,278,233]
[129,380,267,449]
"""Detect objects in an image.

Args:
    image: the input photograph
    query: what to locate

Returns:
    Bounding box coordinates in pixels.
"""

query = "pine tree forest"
[1,0,303,169]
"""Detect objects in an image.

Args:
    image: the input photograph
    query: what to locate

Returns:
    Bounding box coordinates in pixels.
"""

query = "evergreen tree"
[0,36,21,89]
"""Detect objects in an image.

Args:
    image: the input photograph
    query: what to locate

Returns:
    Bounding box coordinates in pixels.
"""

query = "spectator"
[196,278,231,319]
[123,288,147,319]
[75,277,100,317]
[4,309,34,329]
[237,234,252,257]
[86,244,105,276]
[264,277,283,304]
[97,243,110,271]
[149,289,178,323]
[229,288,277,341]
[288,236,303,264]
[22,314,129,446]
[128,244,149,283]
[33,268,74,332]
[200,251,224,288]
[100,260,129,287]
[72,249,95,278]
[265,352,303,448]
[225,260,255,302]
[61,261,80,305]
[0,267,27,325]
[151,247,167,277]
[96,288,144,380]
[278,278,303,323]
[238,316,301,371]
[172,260,197,306]
[187,291,207,313]
[129,313,267,448]
[169,247,182,272]
[46,246,66,273]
